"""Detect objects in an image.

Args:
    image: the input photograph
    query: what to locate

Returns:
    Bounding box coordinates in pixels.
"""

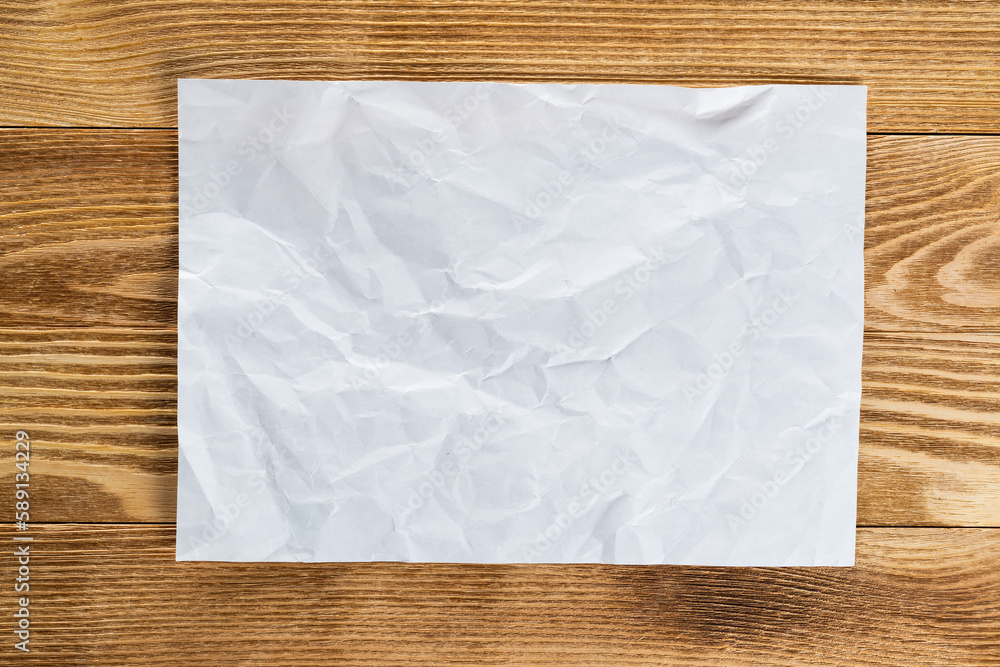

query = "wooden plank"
[0,130,177,329]
[866,136,1000,333]
[3,131,1000,332]
[1,328,999,526]
[1,130,1000,525]
[859,332,1000,526]
[0,328,177,522]
[0,525,996,665]
[0,1,998,131]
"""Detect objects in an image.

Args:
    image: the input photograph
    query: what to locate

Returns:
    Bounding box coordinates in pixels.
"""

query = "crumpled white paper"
[176,79,866,565]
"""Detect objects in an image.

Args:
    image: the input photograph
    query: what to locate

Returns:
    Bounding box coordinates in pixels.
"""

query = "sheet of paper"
[176,79,866,565]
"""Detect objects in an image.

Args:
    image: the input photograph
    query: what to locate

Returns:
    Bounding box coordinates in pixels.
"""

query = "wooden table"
[1,2,998,664]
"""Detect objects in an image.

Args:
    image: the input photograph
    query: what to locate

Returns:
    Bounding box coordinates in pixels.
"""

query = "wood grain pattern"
[0,328,177,522]
[0,130,177,328]
[1,328,999,526]
[2,3,999,663]
[866,136,1000,333]
[860,331,1000,527]
[4,132,1000,332]
[1,131,1000,525]
[1,1,999,131]
[0,525,997,665]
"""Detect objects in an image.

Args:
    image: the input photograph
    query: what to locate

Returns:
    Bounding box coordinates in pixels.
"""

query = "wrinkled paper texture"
[177,79,866,565]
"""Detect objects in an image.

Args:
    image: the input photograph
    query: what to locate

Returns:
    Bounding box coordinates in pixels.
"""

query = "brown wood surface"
[1,131,998,529]
[0,525,998,666]
[1,1,999,664]
[0,1,999,132]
